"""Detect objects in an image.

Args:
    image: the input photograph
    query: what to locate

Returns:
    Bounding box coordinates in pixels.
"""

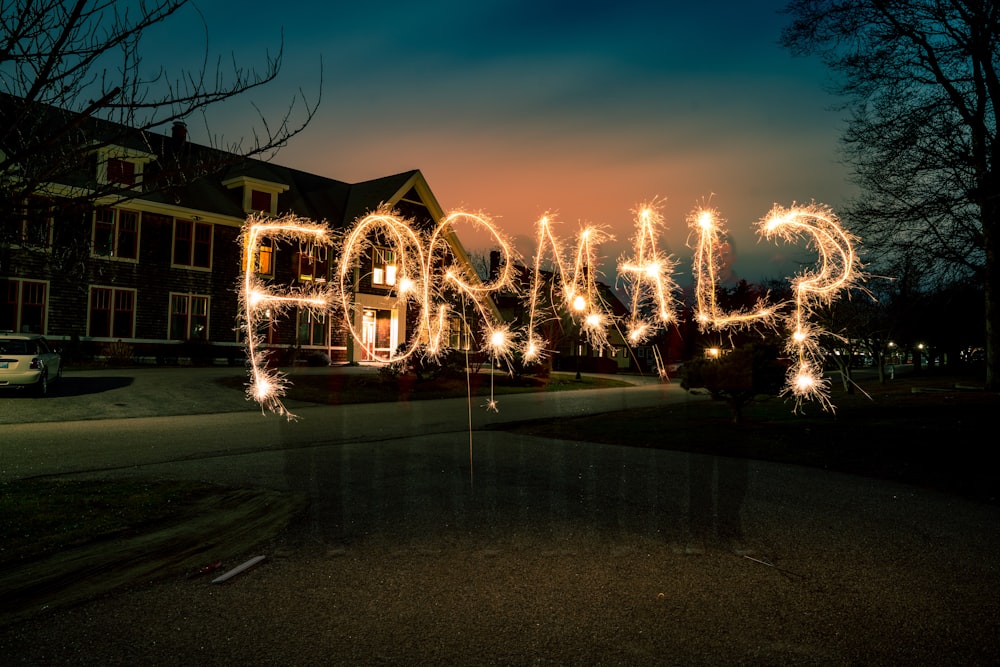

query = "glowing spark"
[758,202,864,412]
[628,324,648,343]
[336,208,515,366]
[240,214,335,419]
[690,205,777,331]
[523,215,615,361]
[239,198,864,418]
[618,202,679,377]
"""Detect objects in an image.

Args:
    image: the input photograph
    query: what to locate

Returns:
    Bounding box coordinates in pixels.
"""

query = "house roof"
[0,93,435,231]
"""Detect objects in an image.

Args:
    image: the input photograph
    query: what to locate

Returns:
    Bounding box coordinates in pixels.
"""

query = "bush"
[304,352,330,367]
[681,343,786,423]
[102,339,134,366]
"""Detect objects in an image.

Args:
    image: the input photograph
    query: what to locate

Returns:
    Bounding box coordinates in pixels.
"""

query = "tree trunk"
[841,367,855,394]
[983,185,999,391]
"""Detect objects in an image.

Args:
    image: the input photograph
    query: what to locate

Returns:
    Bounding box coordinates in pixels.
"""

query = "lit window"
[372,247,396,286]
[299,244,329,282]
[449,316,471,350]
[242,236,274,276]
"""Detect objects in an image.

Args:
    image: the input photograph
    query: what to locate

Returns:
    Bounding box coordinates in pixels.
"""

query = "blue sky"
[150,0,853,285]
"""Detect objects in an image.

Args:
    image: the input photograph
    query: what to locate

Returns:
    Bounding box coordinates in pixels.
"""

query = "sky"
[147,0,853,286]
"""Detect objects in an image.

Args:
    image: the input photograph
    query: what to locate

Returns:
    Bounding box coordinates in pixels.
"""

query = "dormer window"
[96,145,155,189]
[222,175,289,216]
[250,190,272,213]
[107,158,136,187]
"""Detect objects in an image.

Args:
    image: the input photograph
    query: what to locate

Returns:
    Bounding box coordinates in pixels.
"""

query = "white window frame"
[91,207,140,261]
[372,247,397,287]
[95,146,155,189]
[172,218,214,270]
[169,293,211,341]
[87,285,137,339]
[2,278,49,334]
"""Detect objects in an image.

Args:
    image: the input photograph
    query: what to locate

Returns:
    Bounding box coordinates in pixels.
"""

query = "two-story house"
[1,94,483,365]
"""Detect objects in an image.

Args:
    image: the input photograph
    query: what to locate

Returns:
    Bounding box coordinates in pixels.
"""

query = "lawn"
[218,368,633,405]
[500,369,999,506]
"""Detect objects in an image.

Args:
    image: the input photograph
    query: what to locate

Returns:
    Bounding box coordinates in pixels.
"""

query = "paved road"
[0,366,681,480]
[2,365,999,664]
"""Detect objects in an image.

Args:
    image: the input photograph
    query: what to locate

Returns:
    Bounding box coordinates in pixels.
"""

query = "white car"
[0,333,62,395]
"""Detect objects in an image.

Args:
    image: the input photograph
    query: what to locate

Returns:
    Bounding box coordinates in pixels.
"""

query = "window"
[92,207,139,260]
[372,247,397,286]
[170,294,209,341]
[88,286,135,338]
[106,158,136,187]
[173,219,213,269]
[1,278,48,333]
[448,316,471,350]
[250,190,272,212]
[221,176,288,215]
[243,236,274,276]
[5,197,53,248]
[299,244,329,282]
[296,310,327,346]
[96,146,153,188]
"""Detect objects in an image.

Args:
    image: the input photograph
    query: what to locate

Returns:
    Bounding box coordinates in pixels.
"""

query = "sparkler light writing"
[616,202,680,377]
[618,202,679,345]
[758,202,864,411]
[690,205,776,331]
[241,214,337,418]
[523,215,615,362]
[336,207,516,364]
[239,198,864,418]
[241,209,516,418]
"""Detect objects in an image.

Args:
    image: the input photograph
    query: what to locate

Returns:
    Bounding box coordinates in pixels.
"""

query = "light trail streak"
[240,199,864,418]
[617,202,679,375]
[758,202,864,411]
[690,205,777,331]
[523,215,615,361]
[240,215,336,419]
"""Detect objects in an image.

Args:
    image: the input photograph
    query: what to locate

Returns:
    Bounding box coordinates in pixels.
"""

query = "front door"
[362,310,376,360]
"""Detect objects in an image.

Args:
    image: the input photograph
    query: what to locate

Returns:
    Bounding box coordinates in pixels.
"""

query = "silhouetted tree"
[681,343,787,424]
[782,0,1000,389]
[1,0,320,267]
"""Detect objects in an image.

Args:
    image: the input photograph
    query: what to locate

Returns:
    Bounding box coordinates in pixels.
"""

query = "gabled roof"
[0,93,441,231]
[344,170,422,223]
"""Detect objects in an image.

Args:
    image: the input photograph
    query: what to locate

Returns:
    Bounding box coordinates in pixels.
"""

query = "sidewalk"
[0,364,664,425]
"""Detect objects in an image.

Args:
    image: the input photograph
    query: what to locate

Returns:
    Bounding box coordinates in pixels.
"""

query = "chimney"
[171,121,187,145]
[489,250,502,280]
